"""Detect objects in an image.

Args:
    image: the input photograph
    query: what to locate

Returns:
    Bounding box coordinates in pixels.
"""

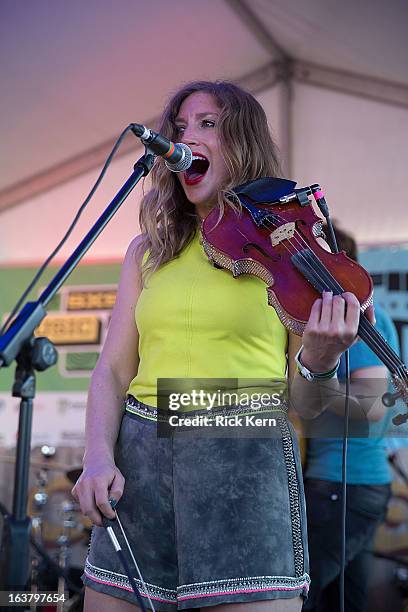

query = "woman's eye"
[202,119,216,128]
[174,125,185,134]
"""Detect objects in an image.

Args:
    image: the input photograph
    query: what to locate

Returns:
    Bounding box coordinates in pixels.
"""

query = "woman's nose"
[181,126,199,145]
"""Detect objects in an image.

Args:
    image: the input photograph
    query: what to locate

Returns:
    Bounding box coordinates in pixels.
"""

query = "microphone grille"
[165,144,193,173]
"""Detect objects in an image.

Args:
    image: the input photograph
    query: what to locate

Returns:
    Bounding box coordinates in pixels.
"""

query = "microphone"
[130,123,192,172]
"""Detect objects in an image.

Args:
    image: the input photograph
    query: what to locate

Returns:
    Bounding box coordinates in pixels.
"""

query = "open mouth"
[184,154,210,185]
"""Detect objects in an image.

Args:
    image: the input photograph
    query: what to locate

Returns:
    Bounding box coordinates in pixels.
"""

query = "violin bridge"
[270,222,295,246]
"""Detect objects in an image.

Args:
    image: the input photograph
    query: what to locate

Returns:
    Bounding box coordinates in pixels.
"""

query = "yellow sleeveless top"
[127,231,288,407]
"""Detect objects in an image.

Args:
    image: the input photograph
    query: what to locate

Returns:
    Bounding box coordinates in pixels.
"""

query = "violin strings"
[239,201,407,384]
[259,213,407,381]
[296,243,407,380]
[359,316,407,381]
[289,244,403,373]
[283,235,406,379]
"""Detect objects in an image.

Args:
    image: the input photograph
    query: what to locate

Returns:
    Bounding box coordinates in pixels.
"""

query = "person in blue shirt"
[302,224,400,612]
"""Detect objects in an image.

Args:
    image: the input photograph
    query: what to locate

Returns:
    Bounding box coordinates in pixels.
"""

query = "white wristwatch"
[294,346,340,381]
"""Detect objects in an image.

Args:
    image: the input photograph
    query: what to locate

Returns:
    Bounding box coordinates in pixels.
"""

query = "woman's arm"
[288,291,385,422]
[71,234,145,525]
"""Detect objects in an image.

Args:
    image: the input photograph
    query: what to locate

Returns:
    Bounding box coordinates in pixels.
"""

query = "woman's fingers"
[76,479,104,526]
[319,291,336,329]
[302,291,362,371]
[95,471,125,521]
[307,297,323,329]
[71,465,125,526]
[342,292,361,339]
[330,294,347,332]
[314,291,359,338]
[109,471,125,507]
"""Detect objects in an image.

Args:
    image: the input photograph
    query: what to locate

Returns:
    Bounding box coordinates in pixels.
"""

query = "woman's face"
[174,92,229,219]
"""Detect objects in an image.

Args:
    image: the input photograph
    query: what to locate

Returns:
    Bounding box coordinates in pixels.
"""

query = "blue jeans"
[303,479,391,612]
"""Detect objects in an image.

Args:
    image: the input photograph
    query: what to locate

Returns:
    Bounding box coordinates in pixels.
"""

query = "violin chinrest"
[233,177,297,204]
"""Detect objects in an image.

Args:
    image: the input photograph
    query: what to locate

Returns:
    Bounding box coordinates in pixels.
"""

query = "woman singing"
[72,81,364,612]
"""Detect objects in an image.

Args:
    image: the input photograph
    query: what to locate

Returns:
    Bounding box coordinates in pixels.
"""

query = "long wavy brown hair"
[138,81,282,276]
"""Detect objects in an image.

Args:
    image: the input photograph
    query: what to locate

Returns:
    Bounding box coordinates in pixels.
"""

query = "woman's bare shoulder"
[124,234,148,271]
[127,233,147,256]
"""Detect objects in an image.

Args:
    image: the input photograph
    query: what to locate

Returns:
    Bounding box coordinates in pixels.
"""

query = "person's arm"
[345,364,388,421]
[71,234,145,525]
[288,291,385,422]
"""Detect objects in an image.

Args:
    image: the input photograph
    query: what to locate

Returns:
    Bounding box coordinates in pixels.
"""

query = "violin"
[200,177,408,423]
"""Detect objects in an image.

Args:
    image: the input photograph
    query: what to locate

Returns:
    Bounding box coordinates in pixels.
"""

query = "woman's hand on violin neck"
[301,291,360,372]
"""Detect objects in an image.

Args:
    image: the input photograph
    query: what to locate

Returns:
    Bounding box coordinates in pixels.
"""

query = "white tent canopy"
[1,0,407,263]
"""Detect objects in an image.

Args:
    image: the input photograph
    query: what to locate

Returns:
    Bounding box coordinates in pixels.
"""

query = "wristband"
[295,346,340,382]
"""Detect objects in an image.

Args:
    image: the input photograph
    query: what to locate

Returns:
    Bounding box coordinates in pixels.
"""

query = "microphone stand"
[0,150,155,606]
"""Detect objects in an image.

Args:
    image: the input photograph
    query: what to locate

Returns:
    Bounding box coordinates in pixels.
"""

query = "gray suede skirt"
[82,397,310,610]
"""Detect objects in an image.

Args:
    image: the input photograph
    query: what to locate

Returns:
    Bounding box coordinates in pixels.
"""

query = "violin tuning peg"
[382,390,403,408]
[392,412,408,426]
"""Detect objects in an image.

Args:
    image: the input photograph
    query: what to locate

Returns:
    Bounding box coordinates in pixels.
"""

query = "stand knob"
[32,337,58,371]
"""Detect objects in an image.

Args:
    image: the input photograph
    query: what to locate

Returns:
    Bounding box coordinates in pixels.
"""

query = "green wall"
[0,262,121,392]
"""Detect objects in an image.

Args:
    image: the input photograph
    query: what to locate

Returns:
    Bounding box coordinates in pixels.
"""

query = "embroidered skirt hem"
[82,398,310,610]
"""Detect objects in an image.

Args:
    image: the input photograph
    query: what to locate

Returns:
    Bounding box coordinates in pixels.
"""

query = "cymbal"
[30,459,68,471]
[66,467,82,484]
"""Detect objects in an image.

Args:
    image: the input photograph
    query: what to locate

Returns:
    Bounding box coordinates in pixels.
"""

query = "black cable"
[340,350,350,612]
[0,125,135,336]
[319,213,348,612]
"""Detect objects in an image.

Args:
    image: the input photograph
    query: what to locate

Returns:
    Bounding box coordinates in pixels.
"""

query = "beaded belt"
[125,394,288,422]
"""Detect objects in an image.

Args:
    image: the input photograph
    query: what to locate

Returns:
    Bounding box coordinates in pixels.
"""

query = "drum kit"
[1,445,89,611]
[369,458,408,612]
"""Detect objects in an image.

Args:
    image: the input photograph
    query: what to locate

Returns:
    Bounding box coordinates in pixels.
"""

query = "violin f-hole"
[242,242,281,262]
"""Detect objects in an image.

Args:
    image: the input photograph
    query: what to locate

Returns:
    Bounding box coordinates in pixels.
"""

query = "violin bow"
[102,498,156,611]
